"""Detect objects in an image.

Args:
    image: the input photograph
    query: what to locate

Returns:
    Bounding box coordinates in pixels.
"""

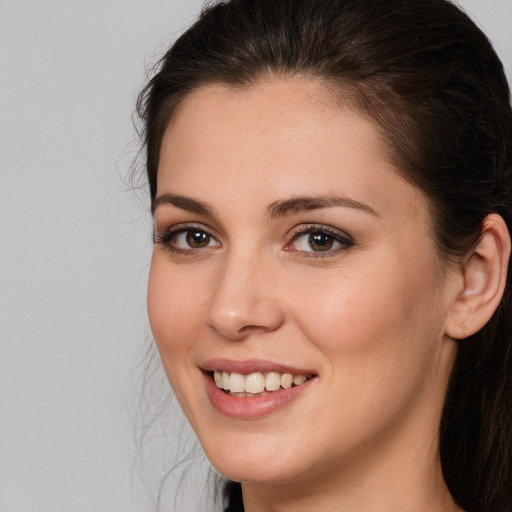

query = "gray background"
[1,1,511,511]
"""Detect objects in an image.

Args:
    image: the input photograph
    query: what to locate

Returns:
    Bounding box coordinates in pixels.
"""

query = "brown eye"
[157,227,220,252]
[186,230,211,248]
[287,225,354,255]
[308,232,334,251]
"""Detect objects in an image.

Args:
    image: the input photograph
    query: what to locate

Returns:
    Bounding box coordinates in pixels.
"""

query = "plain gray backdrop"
[1,1,511,511]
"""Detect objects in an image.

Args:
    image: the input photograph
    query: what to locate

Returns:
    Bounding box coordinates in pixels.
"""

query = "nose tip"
[206,259,284,340]
[207,299,284,340]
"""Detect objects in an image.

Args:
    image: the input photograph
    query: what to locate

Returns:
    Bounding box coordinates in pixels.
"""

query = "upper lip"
[201,358,316,375]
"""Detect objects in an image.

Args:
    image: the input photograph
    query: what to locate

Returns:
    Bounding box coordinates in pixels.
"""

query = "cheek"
[293,255,444,379]
[147,259,211,422]
[285,260,447,454]
[147,259,206,362]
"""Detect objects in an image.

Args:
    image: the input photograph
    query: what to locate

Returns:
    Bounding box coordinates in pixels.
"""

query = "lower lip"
[203,372,316,419]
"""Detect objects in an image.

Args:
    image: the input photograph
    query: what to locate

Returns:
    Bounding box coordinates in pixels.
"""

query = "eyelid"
[154,221,354,258]
[154,222,221,252]
[284,223,355,254]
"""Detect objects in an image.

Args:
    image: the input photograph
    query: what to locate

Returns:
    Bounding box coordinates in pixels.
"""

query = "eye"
[155,224,220,253]
[286,226,354,254]
[175,229,215,249]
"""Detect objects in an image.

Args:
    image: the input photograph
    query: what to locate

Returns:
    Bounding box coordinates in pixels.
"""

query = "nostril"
[239,324,275,334]
[206,272,285,339]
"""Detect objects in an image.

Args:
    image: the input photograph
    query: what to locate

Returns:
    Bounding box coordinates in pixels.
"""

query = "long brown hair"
[137,1,512,510]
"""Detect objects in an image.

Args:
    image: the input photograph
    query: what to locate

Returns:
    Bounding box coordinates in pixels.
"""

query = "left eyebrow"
[151,193,216,217]
[267,195,379,219]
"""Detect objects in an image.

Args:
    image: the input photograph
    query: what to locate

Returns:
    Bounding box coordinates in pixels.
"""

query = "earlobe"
[445,214,511,340]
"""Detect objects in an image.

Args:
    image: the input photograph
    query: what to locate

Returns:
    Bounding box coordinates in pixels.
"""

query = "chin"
[198,428,317,485]
[211,456,304,485]
[198,434,300,483]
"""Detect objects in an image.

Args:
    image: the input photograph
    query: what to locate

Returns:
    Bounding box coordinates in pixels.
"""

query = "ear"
[445,214,511,340]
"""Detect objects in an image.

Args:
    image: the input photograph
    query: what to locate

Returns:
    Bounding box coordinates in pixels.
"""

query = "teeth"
[221,372,230,390]
[293,374,307,386]
[265,372,281,391]
[229,372,245,393]
[212,370,311,394]
[281,373,293,389]
[245,373,265,393]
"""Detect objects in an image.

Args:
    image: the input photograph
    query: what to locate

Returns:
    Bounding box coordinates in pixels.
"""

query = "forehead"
[162,77,384,162]
[157,79,426,220]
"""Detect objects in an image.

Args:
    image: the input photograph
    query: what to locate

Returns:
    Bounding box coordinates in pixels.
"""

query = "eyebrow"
[152,192,378,218]
[267,195,379,219]
[152,193,216,216]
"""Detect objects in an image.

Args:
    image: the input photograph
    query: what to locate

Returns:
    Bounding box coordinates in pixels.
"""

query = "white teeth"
[213,370,311,394]
[221,372,230,390]
[293,374,307,386]
[229,372,245,393]
[245,372,266,393]
[281,373,293,389]
[265,372,281,391]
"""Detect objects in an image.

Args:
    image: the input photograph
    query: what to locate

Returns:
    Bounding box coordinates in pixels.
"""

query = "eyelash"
[154,223,219,256]
[154,223,355,258]
[286,224,355,258]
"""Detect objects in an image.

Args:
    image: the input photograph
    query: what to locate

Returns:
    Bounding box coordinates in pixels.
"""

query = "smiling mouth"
[212,370,315,397]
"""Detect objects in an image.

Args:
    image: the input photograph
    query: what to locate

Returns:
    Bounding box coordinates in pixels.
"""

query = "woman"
[138,0,512,510]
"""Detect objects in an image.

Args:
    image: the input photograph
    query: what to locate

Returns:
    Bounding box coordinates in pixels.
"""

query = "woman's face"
[148,79,459,486]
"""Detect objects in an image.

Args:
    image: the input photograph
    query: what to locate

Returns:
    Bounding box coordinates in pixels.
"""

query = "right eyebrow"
[267,195,379,219]
[151,193,216,217]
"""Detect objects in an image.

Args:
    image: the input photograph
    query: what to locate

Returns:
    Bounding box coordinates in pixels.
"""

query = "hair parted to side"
[137,0,512,511]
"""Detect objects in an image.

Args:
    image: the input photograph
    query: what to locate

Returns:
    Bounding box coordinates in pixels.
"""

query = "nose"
[206,252,285,340]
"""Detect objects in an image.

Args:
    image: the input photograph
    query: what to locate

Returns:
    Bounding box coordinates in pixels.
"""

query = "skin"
[148,79,464,512]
